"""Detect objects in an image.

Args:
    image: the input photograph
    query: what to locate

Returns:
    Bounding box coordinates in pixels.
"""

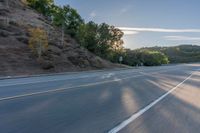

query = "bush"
[27,0,53,16]
[123,49,169,66]
[28,27,48,58]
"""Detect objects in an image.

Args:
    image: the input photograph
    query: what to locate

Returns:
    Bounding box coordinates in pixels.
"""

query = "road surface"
[0,64,200,133]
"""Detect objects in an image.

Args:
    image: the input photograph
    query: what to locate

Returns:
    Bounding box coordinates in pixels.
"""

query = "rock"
[42,61,54,69]
[9,20,19,27]
[13,31,23,36]
[47,45,62,55]
[0,30,9,37]
[38,59,54,70]
[16,36,28,44]
[68,56,90,68]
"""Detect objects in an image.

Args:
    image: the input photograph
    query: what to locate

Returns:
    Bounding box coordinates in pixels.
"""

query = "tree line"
[26,0,169,66]
[139,45,200,63]
[123,49,169,66]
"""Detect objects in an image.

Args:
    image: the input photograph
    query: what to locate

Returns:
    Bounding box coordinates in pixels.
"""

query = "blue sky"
[55,0,200,49]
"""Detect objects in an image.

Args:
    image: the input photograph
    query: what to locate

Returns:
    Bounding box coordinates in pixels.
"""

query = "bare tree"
[61,22,64,46]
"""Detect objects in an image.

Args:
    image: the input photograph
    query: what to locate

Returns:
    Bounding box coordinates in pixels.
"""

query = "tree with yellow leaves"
[29,28,48,59]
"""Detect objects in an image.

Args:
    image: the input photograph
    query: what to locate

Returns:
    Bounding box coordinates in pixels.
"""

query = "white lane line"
[0,75,97,87]
[0,67,181,87]
[0,71,137,87]
[108,71,196,133]
[0,75,143,102]
[0,68,190,102]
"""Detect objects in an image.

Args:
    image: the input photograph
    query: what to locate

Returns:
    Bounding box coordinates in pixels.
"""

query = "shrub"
[28,27,48,58]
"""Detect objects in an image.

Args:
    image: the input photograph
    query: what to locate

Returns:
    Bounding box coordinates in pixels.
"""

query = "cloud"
[117,27,200,33]
[119,6,132,14]
[120,8,128,14]
[164,36,200,41]
[89,11,97,18]
[123,31,139,35]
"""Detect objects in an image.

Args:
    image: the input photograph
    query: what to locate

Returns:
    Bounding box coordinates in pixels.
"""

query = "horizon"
[129,44,200,50]
[55,0,200,49]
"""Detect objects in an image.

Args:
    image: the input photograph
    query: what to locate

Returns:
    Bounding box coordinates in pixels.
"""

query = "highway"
[0,64,200,133]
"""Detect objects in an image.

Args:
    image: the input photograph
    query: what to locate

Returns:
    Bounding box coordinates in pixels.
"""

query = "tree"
[123,49,140,66]
[139,50,169,66]
[96,23,124,60]
[27,0,54,16]
[29,28,48,58]
[26,0,125,63]
[76,22,124,62]
[122,49,169,66]
[51,5,84,37]
[49,5,84,45]
[77,21,98,52]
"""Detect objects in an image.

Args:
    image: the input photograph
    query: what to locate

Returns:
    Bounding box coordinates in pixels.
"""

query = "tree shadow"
[0,67,199,133]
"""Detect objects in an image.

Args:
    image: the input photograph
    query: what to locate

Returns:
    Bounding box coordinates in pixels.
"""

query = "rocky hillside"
[0,0,121,76]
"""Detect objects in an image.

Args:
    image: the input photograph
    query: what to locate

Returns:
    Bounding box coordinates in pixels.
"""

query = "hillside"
[139,45,200,63]
[0,0,122,76]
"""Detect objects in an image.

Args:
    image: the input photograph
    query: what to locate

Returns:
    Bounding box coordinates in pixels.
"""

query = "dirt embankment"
[0,0,123,76]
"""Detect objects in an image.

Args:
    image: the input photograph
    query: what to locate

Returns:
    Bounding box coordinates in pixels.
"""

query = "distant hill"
[139,45,200,63]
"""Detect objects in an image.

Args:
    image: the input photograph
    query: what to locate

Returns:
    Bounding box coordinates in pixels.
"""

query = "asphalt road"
[0,64,200,133]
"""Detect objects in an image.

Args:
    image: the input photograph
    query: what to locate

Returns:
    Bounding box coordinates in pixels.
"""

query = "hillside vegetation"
[25,0,124,62]
[139,45,200,63]
[123,49,169,66]
[0,0,123,76]
[25,0,169,66]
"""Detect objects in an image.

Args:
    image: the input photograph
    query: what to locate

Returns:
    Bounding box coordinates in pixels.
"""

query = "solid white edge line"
[108,71,195,133]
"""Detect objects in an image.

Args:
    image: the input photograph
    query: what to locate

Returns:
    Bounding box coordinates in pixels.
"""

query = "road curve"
[0,64,200,133]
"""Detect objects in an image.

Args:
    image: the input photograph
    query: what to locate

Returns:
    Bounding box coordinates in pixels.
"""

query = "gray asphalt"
[0,64,199,133]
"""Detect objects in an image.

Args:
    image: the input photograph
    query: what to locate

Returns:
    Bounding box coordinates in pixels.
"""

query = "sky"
[55,0,200,49]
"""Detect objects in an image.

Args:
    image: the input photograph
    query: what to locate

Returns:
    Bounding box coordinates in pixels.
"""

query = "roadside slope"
[0,0,122,76]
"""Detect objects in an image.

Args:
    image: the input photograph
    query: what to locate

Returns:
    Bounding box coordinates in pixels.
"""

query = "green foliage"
[26,0,171,66]
[77,21,98,53]
[123,49,169,66]
[27,1,84,37]
[139,45,200,63]
[77,22,124,61]
[27,0,53,16]
[123,49,140,66]
[141,50,169,66]
[51,5,84,37]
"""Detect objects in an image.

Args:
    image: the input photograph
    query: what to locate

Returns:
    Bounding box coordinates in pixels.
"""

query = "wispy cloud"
[122,31,139,35]
[120,8,129,14]
[119,6,132,14]
[120,8,128,13]
[164,36,200,41]
[118,27,200,33]
[89,11,97,18]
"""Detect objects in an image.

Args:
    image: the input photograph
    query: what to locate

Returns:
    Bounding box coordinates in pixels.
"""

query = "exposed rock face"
[0,0,120,76]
